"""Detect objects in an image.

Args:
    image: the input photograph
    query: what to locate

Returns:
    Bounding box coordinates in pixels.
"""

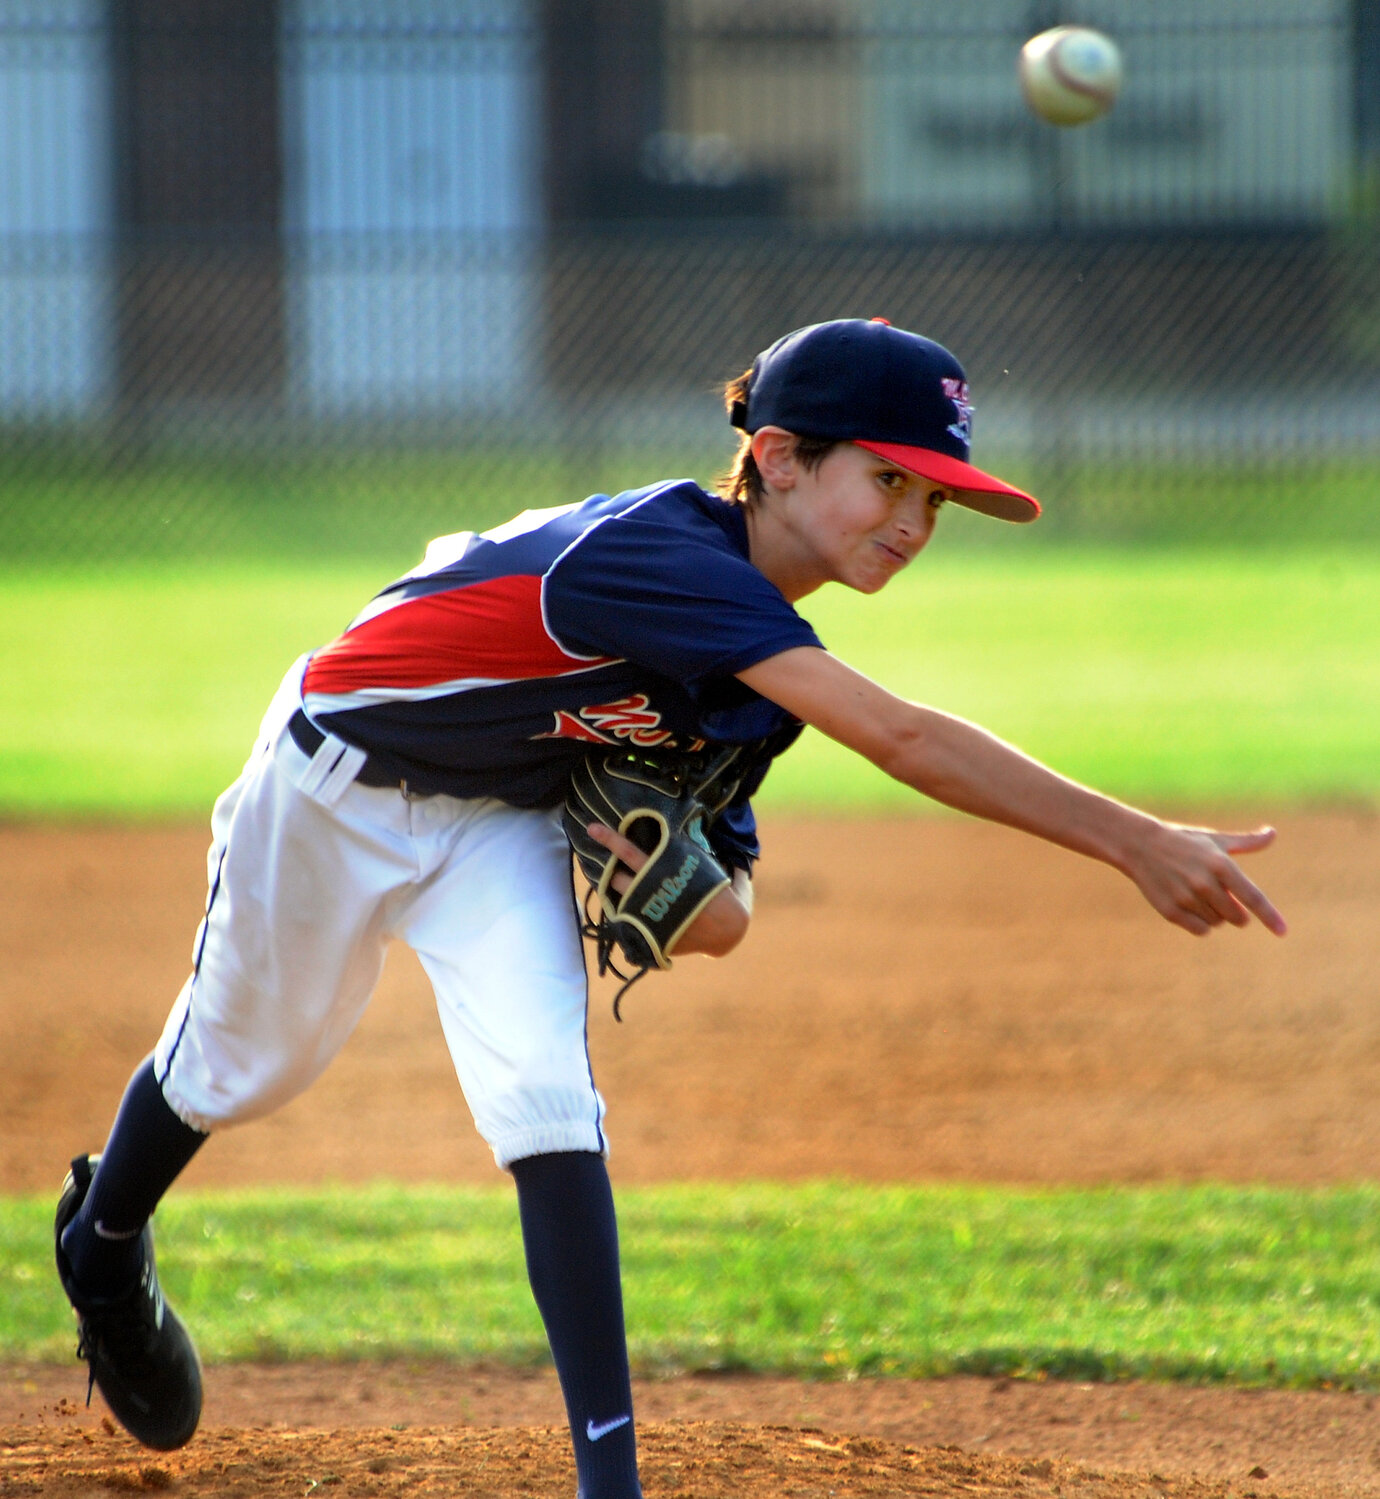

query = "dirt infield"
[3,811,1378,1496]
[6,1362,1380,1497]
[0,1413,1333,1499]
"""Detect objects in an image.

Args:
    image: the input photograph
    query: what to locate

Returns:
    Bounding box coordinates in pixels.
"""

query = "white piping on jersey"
[480,503,582,544]
[346,531,481,629]
[538,482,679,661]
[419,528,478,570]
[301,658,618,717]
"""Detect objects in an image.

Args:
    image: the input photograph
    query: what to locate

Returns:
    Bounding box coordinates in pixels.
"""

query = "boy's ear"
[751,427,798,490]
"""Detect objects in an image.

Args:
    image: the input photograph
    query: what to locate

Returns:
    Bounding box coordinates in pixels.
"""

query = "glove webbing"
[576,884,653,1022]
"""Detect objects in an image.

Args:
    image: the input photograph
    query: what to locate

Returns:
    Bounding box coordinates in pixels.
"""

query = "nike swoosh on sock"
[94,1221,143,1241]
[585,1414,632,1443]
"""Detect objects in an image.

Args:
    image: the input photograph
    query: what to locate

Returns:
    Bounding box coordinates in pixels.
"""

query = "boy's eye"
[928,490,947,508]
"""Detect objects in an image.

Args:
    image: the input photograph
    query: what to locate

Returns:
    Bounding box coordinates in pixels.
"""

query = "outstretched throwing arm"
[737,646,1286,938]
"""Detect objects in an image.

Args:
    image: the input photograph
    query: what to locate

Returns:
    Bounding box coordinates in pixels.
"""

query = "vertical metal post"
[107,0,285,423]
[1022,0,1077,525]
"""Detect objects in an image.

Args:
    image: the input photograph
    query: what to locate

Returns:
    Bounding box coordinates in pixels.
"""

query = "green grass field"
[6,1182,1377,1386]
[2,547,1376,816]
[2,444,1378,561]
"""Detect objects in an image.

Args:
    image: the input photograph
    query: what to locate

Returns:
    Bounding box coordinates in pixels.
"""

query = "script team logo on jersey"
[536,694,674,748]
[941,377,974,445]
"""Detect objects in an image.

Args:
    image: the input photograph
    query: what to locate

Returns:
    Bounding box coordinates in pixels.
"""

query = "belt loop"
[296,726,366,806]
[318,742,367,805]
[296,736,343,798]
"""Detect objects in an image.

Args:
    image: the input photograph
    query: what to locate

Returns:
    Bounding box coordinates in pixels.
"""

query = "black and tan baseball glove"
[563,743,748,1016]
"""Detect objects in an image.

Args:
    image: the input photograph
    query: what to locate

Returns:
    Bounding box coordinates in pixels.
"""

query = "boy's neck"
[743,498,828,603]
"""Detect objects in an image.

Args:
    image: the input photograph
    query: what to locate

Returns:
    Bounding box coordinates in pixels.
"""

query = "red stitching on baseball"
[1047,34,1116,104]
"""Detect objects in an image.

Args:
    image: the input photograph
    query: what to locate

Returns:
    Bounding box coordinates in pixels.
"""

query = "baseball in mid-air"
[1018,25,1123,126]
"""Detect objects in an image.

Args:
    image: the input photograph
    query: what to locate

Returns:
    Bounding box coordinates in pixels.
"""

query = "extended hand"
[1123,823,1286,937]
[584,822,753,957]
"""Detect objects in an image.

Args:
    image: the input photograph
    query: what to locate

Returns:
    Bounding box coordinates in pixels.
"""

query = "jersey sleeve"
[543,497,822,688]
[705,714,804,872]
[709,797,760,873]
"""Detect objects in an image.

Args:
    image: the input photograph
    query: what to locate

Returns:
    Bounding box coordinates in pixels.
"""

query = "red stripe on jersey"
[303,575,611,694]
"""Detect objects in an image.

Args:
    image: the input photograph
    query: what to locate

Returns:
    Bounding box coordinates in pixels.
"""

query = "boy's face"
[772,441,949,595]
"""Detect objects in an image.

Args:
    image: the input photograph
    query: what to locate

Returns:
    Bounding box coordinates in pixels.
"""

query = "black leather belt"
[287,709,415,791]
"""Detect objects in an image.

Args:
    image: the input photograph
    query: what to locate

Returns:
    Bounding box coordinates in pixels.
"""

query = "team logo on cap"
[941,377,974,445]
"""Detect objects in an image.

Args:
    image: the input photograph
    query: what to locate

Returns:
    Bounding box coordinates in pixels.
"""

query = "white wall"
[283,0,540,416]
[0,0,110,417]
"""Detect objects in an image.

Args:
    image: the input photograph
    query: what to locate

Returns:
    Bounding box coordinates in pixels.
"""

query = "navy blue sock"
[61,1056,207,1297]
[511,1151,641,1499]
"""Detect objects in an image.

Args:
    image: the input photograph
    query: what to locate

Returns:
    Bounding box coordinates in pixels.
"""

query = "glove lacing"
[577,884,651,1021]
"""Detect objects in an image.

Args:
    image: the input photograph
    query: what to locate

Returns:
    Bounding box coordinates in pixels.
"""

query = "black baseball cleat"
[54,1153,203,1451]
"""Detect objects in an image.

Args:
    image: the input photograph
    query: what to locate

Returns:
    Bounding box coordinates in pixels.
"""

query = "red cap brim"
[855,441,1041,523]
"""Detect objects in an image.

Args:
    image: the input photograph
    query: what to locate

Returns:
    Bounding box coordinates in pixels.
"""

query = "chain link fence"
[1,0,1377,563]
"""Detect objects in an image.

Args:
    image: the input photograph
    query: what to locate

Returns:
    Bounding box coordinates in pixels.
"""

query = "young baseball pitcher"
[55,318,1285,1498]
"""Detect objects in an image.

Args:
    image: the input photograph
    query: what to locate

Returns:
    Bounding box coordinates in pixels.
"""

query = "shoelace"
[75,1283,160,1403]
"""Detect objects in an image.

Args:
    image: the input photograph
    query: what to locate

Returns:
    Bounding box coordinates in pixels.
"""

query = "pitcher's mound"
[1,1418,1254,1498]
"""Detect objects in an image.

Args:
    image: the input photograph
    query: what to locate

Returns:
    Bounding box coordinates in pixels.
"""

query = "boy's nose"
[895,505,934,542]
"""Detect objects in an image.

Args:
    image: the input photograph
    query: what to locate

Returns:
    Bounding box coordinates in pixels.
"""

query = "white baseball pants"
[153,660,606,1169]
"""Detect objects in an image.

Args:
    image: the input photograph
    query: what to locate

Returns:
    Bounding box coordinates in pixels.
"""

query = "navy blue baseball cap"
[730,318,1040,522]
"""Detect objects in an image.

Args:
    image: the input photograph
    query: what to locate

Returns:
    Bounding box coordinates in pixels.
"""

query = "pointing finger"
[1219,861,1288,936]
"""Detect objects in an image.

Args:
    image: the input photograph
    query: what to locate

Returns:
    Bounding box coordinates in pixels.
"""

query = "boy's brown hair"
[717,369,838,508]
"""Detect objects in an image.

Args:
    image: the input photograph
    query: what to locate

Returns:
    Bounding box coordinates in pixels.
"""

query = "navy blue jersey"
[300,480,823,868]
